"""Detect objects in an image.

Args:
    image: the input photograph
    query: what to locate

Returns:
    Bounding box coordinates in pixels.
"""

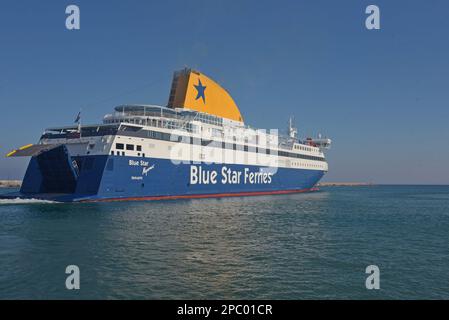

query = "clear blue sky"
[0,0,448,183]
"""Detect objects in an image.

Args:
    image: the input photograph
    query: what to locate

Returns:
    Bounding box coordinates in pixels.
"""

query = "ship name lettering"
[221,166,242,184]
[190,165,218,185]
[189,165,273,185]
[129,160,149,167]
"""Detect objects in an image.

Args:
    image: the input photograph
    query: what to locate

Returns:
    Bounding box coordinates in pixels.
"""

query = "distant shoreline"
[317,182,374,187]
[0,180,22,188]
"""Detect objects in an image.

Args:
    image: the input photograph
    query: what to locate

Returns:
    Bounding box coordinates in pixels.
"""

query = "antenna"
[288,116,297,139]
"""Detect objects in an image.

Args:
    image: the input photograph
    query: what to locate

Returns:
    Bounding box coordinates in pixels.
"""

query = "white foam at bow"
[0,198,58,205]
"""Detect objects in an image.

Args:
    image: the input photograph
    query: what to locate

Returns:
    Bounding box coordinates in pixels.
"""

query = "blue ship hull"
[1,149,325,202]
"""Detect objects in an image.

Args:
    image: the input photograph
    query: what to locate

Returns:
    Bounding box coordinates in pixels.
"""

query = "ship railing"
[105,110,225,130]
[105,114,199,134]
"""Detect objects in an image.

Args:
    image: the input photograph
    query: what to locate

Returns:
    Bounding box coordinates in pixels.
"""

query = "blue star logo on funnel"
[194,79,206,103]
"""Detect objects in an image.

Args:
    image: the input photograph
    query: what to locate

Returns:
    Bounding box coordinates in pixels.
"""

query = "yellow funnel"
[167,68,244,123]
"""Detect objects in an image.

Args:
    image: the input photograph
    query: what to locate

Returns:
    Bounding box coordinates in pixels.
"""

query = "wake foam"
[0,197,58,205]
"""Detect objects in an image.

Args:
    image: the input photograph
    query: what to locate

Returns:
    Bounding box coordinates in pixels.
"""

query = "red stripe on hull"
[82,187,319,203]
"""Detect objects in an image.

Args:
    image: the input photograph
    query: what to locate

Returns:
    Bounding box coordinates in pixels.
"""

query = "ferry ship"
[2,68,331,202]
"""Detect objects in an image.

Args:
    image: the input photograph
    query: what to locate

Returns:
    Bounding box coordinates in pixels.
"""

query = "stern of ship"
[2,144,108,202]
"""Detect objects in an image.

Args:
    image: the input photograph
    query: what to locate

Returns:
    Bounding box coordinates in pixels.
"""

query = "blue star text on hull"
[194,79,206,103]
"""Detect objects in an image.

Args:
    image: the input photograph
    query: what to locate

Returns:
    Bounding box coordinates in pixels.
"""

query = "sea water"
[1,185,448,299]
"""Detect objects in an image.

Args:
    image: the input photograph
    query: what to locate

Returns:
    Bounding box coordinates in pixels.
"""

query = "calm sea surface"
[1,185,448,299]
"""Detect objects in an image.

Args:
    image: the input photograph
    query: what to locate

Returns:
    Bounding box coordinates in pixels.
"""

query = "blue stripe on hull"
[98,155,325,201]
[2,155,326,202]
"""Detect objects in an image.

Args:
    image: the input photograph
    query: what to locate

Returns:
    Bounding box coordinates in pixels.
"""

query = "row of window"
[291,161,324,169]
[294,144,315,153]
[116,130,326,162]
[115,143,142,152]
[111,150,146,157]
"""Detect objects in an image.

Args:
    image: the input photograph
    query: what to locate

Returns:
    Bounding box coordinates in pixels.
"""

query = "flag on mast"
[74,111,81,123]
